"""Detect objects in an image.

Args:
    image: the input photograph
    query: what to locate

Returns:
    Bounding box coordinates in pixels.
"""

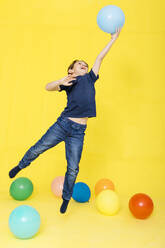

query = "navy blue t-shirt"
[58,68,99,118]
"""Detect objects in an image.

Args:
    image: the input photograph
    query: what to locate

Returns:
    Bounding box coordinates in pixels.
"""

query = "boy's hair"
[67,59,88,75]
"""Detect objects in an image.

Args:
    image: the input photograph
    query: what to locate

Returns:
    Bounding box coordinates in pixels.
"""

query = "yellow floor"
[1,190,165,248]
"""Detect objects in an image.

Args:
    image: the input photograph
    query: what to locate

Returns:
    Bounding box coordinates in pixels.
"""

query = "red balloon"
[129,193,154,219]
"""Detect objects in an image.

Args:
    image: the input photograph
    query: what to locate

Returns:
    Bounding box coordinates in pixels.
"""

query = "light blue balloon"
[97,5,125,34]
[8,205,41,239]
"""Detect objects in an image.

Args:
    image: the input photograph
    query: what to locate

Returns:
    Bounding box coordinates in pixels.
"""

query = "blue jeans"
[18,115,87,200]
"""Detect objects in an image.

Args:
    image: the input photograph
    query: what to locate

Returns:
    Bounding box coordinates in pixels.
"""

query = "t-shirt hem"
[60,113,96,118]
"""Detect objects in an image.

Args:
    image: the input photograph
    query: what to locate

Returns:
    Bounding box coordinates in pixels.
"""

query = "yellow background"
[0,0,165,247]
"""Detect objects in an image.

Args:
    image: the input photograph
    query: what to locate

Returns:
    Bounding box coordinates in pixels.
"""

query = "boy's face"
[69,61,88,76]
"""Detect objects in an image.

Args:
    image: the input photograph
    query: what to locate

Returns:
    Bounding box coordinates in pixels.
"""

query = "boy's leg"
[60,132,85,213]
[9,121,67,177]
[63,134,85,200]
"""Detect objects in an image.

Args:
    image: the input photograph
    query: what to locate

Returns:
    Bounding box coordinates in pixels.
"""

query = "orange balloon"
[95,178,115,196]
[51,176,64,198]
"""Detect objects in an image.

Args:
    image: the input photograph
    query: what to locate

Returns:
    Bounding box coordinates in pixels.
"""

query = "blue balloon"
[97,5,125,34]
[8,205,41,239]
[72,182,91,203]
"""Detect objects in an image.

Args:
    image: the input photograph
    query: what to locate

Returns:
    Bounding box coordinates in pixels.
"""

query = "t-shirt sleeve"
[58,84,71,92]
[58,80,77,92]
[88,68,99,83]
[58,83,76,92]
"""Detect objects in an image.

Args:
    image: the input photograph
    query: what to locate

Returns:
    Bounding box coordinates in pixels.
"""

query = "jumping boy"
[9,28,121,213]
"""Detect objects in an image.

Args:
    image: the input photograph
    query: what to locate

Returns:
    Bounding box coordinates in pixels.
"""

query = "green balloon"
[10,177,33,200]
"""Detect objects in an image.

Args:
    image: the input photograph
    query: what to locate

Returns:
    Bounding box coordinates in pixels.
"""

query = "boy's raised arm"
[92,27,122,76]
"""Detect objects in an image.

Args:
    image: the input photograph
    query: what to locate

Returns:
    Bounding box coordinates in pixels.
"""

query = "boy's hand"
[59,74,77,86]
[111,27,122,42]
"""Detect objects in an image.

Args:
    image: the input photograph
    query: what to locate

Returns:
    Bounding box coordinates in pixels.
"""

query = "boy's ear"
[68,69,77,77]
[68,69,73,74]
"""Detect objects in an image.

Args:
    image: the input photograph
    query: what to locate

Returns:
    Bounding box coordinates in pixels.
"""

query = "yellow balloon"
[95,189,120,215]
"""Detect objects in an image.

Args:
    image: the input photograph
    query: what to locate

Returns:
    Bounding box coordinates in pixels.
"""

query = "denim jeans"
[18,115,87,200]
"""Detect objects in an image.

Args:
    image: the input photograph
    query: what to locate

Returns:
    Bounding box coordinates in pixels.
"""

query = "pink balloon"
[51,176,64,198]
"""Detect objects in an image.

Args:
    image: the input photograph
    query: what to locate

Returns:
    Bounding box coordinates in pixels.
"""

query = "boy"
[9,28,121,213]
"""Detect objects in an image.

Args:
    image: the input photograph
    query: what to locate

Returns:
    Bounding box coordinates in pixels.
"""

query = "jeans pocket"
[71,123,87,134]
